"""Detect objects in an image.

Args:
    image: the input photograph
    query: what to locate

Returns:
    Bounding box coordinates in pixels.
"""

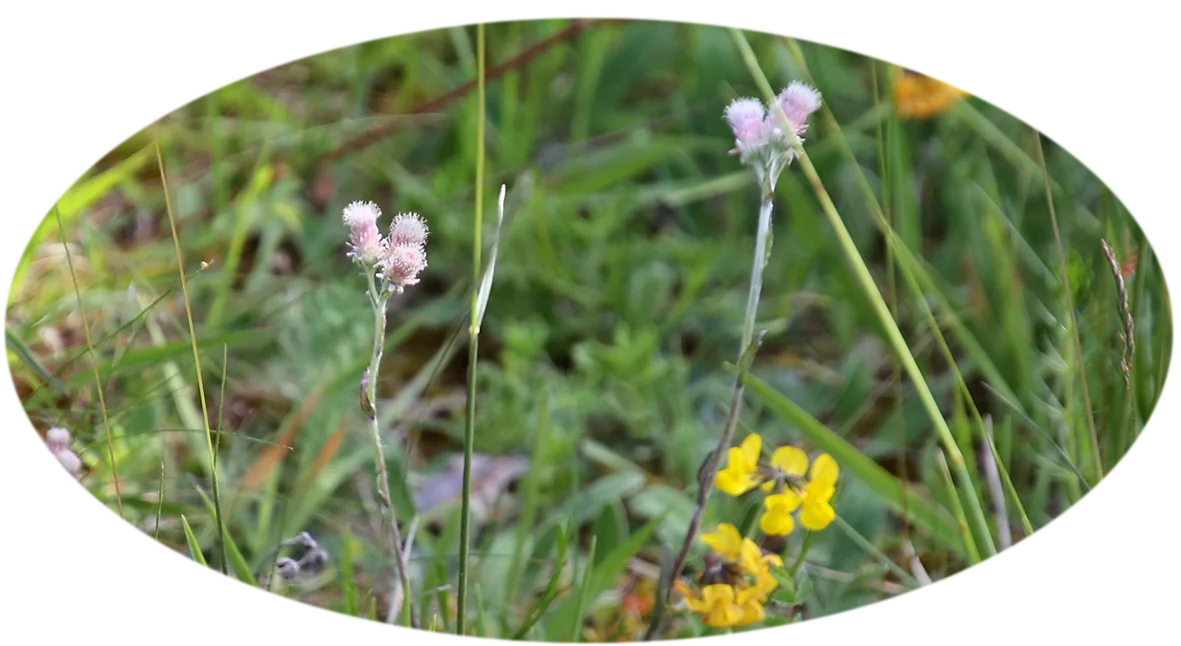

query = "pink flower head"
[389,212,429,248]
[382,243,428,292]
[342,200,384,266]
[774,82,822,135]
[724,98,768,158]
[45,427,82,478]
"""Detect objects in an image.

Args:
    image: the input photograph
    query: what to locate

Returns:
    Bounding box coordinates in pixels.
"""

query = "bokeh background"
[6,18,1171,640]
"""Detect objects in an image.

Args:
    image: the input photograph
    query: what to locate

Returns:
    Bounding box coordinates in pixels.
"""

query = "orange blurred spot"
[1122,250,1138,278]
[621,591,653,616]
[893,70,969,120]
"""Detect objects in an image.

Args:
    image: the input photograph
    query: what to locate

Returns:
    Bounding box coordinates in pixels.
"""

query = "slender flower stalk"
[457,22,488,637]
[651,78,821,641]
[342,199,426,628]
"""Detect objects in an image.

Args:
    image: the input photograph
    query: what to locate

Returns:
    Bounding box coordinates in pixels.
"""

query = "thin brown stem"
[325,19,594,161]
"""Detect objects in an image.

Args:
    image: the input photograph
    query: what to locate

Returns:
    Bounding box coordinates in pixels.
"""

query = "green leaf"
[570,535,598,642]
[513,525,571,640]
[541,472,645,530]
[181,515,208,566]
[591,501,628,565]
[341,529,359,617]
[194,487,256,586]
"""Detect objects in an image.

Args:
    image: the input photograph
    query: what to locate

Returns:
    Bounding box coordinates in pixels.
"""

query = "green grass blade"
[193,486,256,586]
[935,450,981,564]
[156,140,226,572]
[545,517,662,640]
[1033,133,1104,484]
[154,462,165,541]
[474,583,488,638]
[181,515,208,566]
[749,32,996,557]
[457,21,488,637]
[341,529,359,617]
[513,526,570,640]
[569,535,598,642]
[832,515,919,589]
[744,373,962,553]
[505,392,550,628]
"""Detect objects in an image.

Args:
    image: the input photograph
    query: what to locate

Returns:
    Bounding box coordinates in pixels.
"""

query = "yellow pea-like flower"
[701,523,744,562]
[716,434,763,496]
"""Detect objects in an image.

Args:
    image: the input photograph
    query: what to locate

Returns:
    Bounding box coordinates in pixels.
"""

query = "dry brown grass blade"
[239,384,324,491]
[55,208,123,517]
[309,414,349,481]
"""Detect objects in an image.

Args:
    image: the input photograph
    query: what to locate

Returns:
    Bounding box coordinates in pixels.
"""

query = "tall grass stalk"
[456,21,487,637]
[826,74,1035,536]
[154,461,164,540]
[784,33,1025,547]
[154,140,226,572]
[1034,133,1104,483]
[54,207,123,518]
[732,29,998,558]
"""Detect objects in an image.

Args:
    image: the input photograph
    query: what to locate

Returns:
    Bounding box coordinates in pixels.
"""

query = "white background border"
[1,1,1177,643]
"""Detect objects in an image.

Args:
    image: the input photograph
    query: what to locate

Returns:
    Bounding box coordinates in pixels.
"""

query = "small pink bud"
[382,244,428,291]
[46,427,71,450]
[775,81,822,135]
[342,201,384,266]
[389,212,429,248]
[724,98,768,156]
[55,449,83,478]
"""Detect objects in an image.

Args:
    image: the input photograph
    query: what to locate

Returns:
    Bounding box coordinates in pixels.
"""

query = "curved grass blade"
[744,373,962,553]
[181,515,208,566]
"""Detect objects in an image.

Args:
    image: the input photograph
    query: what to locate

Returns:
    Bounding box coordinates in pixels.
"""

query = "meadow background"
[5,18,1171,640]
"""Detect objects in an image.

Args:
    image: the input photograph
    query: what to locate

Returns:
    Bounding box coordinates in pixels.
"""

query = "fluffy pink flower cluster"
[45,427,83,478]
[342,201,429,292]
[723,81,822,166]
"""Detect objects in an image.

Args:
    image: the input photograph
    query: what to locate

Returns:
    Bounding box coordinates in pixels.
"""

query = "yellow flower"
[799,453,839,531]
[715,434,762,496]
[759,491,799,536]
[758,445,808,492]
[678,527,784,628]
[704,526,783,584]
[758,451,840,535]
[676,583,746,628]
[892,69,970,119]
[736,586,767,625]
[739,540,783,596]
[701,523,744,562]
[674,582,770,628]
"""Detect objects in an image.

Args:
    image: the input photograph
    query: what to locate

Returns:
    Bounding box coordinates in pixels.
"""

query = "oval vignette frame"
[4,8,1176,642]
